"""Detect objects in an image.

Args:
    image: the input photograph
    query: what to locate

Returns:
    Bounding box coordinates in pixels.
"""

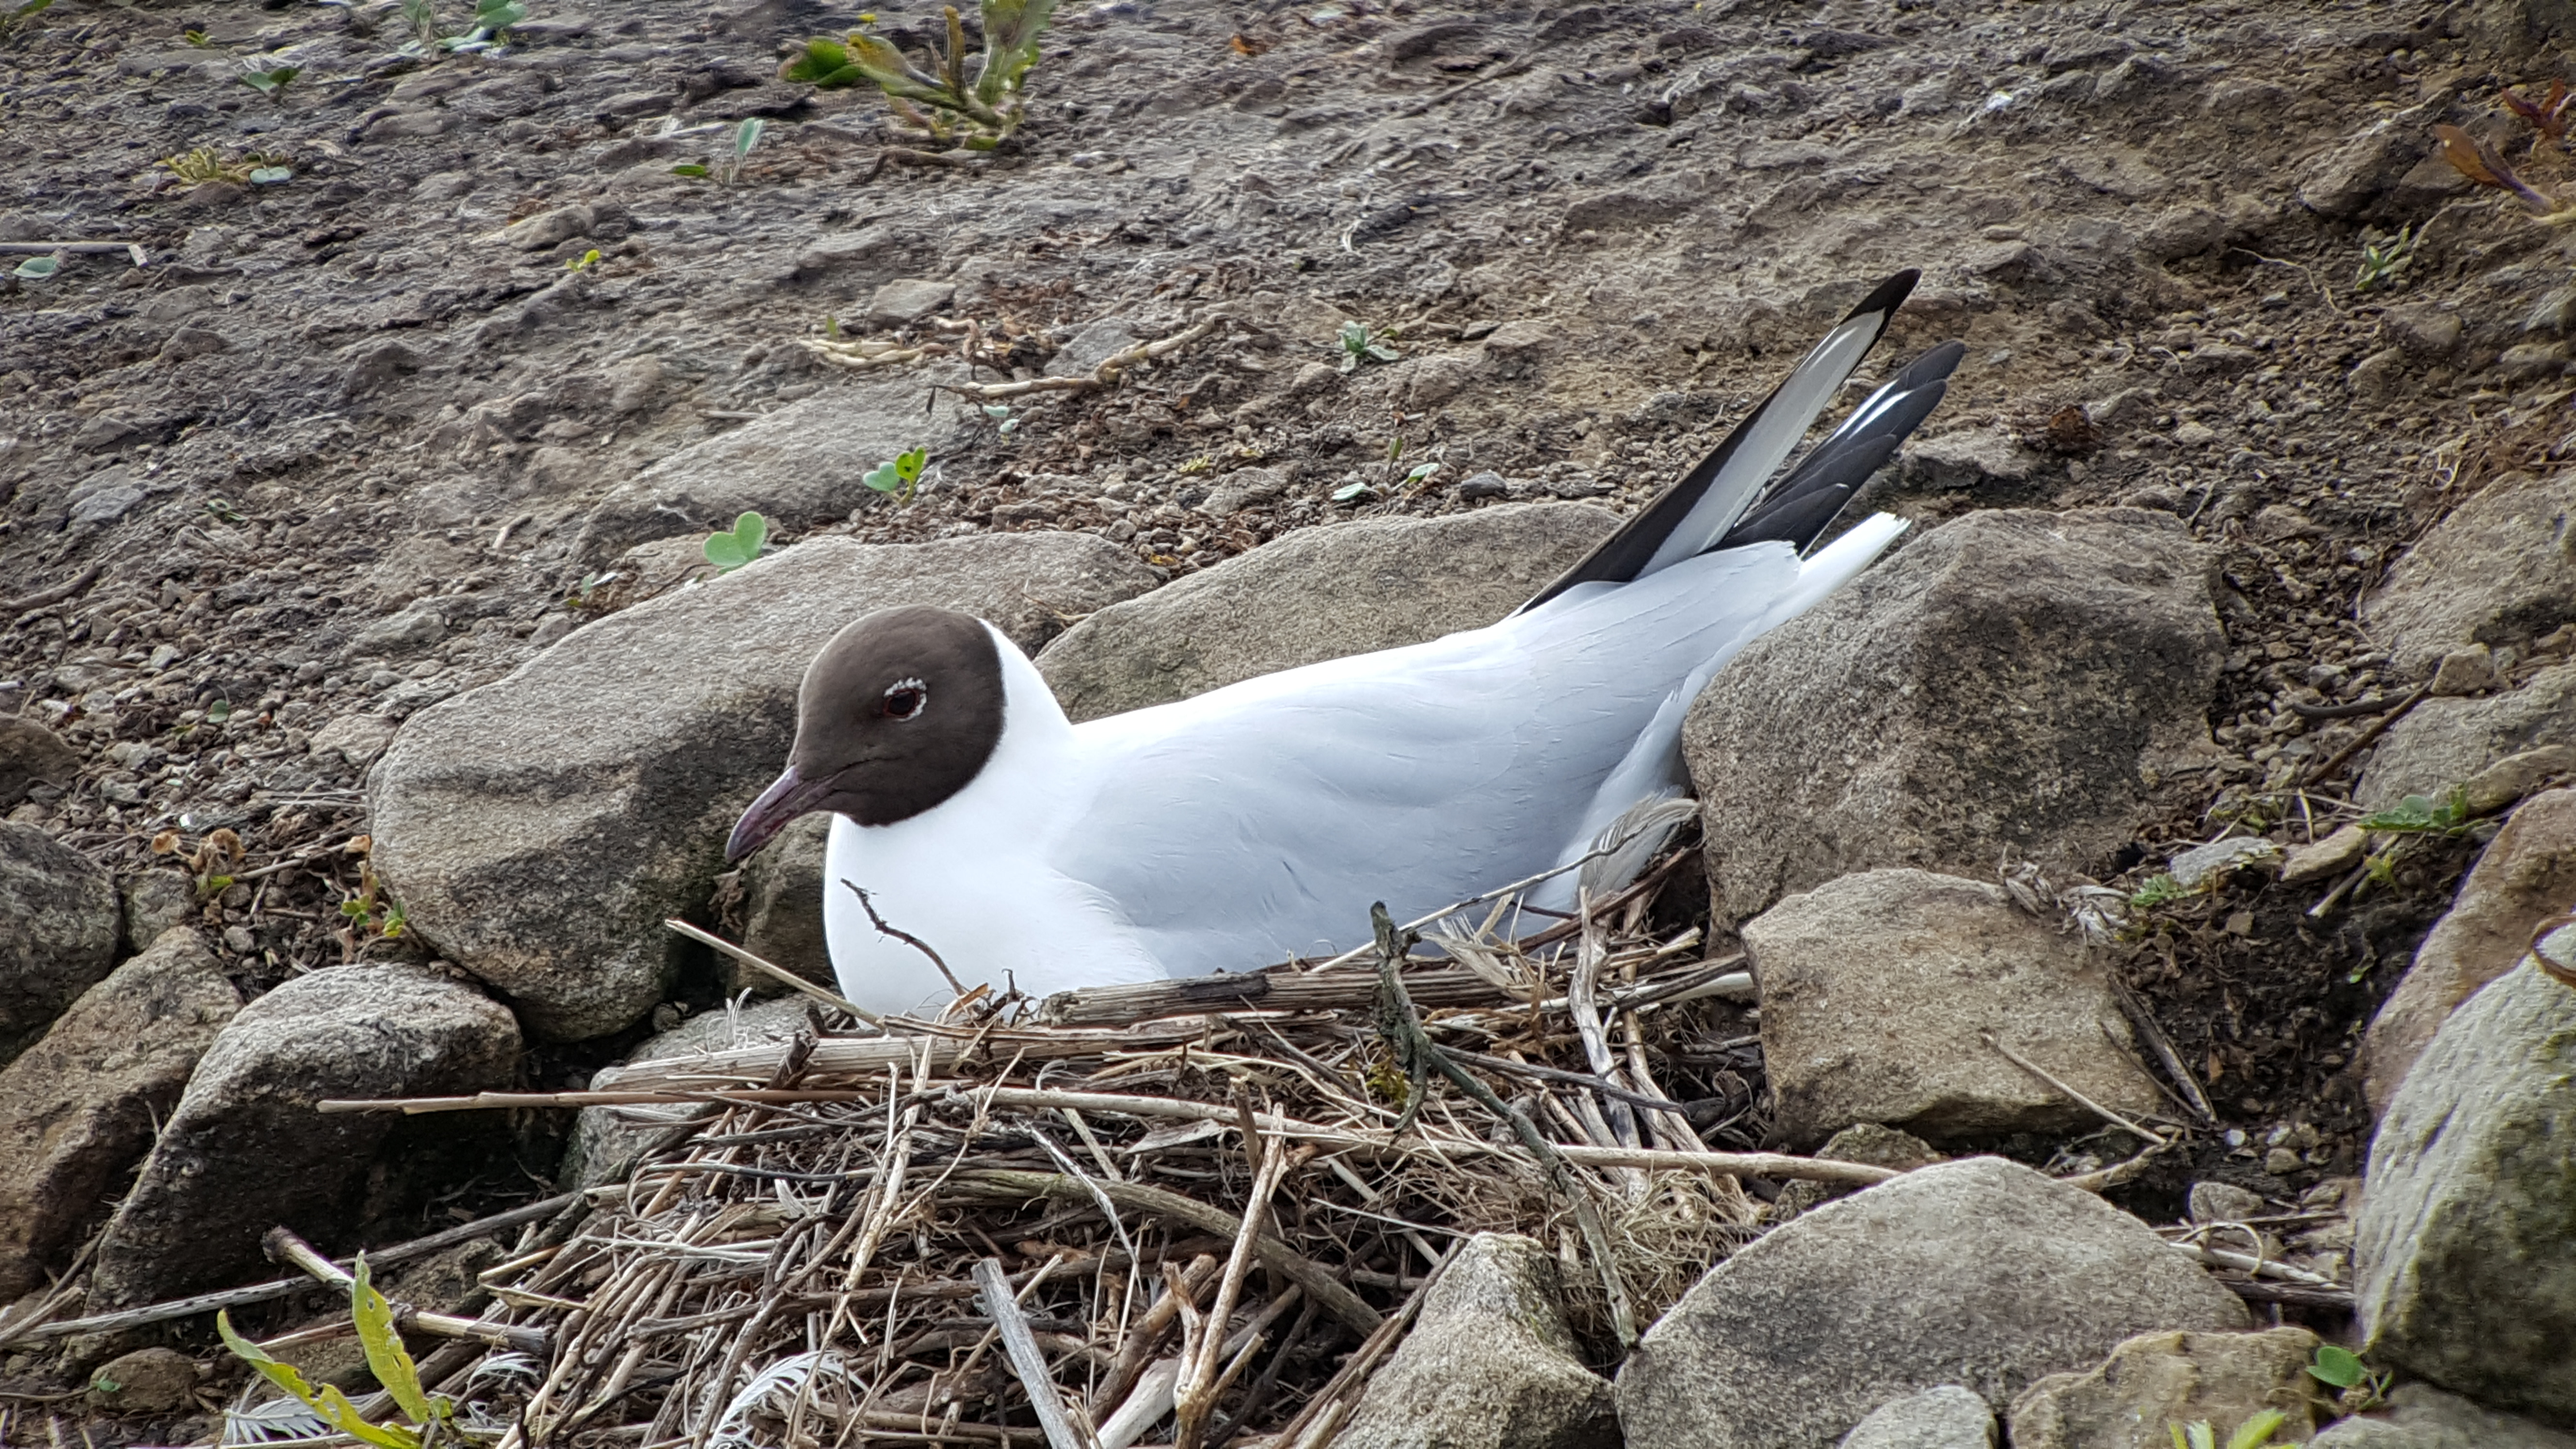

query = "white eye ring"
[883,677,928,719]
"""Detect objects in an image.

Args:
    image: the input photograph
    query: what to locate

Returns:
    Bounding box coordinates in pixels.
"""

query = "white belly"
[819,811,1165,1016]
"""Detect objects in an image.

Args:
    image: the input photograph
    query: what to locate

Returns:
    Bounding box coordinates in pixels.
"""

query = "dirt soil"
[6,0,2576,1415]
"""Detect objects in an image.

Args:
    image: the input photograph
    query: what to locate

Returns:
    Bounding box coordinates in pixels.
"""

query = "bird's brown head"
[724,606,1006,861]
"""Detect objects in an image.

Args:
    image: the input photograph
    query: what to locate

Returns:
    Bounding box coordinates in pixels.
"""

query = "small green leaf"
[13,256,58,280]
[704,511,768,572]
[475,0,526,26]
[352,1257,433,1425]
[670,163,710,177]
[248,165,293,185]
[733,116,766,161]
[93,1377,122,1394]
[206,700,233,724]
[2307,1344,2367,1389]
[2225,1411,2287,1449]
[783,35,852,83]
[1331,481,1375,503]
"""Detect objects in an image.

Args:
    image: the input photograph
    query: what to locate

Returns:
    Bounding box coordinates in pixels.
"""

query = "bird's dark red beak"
[726,765,832,862]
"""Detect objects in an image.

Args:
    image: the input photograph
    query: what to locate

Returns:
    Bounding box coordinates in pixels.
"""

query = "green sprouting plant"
[673,117,765,184]
[11,255,57,282]
[864,447,930,502]
[981,402,1021,439]
[2353,224,2416,293]
[339,861,406,941]
[220,1257,455,1449]
[2360,785,2475,836]
[567,569,620,608]
[0,0,53,45]
[238,60,300,100]
[1338,321,1400,373]
[2308,1343,2391,1413]
[249,163,294,185]
[205,699,234,726]
[703,511,769,572]
[2169,1412,2290,1449]
[781,0,1057,149]
[2128,872,2187,910]
[564,247,602,272]
[204,496,248,523]
[183,26,213,46]
[1331,480,1377,504]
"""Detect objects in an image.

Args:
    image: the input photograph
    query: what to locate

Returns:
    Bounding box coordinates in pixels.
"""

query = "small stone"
[2383,304,2464,360]
[1744,869,2164,1145]
[308,713,401,768]
[2187,1181,2270,1223]
[69,483,146,527]
[2173,420,2220,447]
[353,605,447,655]
[120,870,193,950]
[1457,471,1511,500]
[0,821,122,1069]
[527,613,576,648]
[2167,836,2279,888]
[1290,360,1338,393]
[2430,643,2497,696]
[1478,319,1558,359]
[87,1346,200,1416]
[1901,429,2043,490]
[2462,745,2576,816]
[2311,1383,2576,1448]
[863,277,956,329]
[501,204,594,252]
[2007,1328,2322,1449]
[2499,341,2570,381]
[0,716,80,806]
[2349,347,2411,402]
[2262,1146,2304,1176]
[2280,824,2367,885]
[1838,1386,1994,1449]
[1044,317,1141,378]
[1333,1233,1617,1449]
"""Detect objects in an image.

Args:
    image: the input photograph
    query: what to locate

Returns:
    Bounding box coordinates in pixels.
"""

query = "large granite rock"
[2363,471,2576,678]
[1744,869,2163,1146]
[2362,789,2576,1115]
[0,715,80,806]
[1035,502,1615,722]
[89,964,520,1306]
[2356,953,2576,1423]
[371,534,1157,1038]
[1617,1158,2249,1449]
[1685,509,2223,926]
[1332,1232,1618,1449]
[0,820,122,1068]
[2008,1328,2324,1449]
[571,373,970,565]
[2358,665,2576,808]
[0,929,238,1302]
[2312,1384,2576,1448]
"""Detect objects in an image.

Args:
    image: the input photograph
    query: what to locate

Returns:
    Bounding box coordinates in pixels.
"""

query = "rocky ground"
[5,0,2576,1442]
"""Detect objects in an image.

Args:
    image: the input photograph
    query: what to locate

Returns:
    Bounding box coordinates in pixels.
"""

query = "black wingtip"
[1842,270,1920,326]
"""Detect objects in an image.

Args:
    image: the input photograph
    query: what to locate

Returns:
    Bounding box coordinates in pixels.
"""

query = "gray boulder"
[374,533,1157,1038]
[572,373,970,565]
[0,715,79,806]
[89,963,519,1307]
[727,812,836,997]
[2358,664,2576,808]
[2311,1384,2576,1448]
[2363,470,2576,679]
[1332,1232,1618,1449]
[2007,1328,2323,1449]
[562,997,809,1191]
[1839,1387,1995,1449]
[1036,502,1615,722]
[1615,1158,2249,1449]
[0,821,122,1068]
[1685,508,2223,926]
[2356,955,2576,1422]
[2362,788,2576,1115]
[0,929,238,1302]
[1744,869,2163,1147]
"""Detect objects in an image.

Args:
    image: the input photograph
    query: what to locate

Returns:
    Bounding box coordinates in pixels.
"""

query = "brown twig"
[929,318,1223,402]
[973,1258,1098,1449]
[2303,684,2431,788]
[846,881,966,996]
[664,917,875,1021]
[1,565,100,616]
[262,1227,547,1353]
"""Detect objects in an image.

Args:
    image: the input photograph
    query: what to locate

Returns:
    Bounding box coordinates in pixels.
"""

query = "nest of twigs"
[370,847,1925,1449]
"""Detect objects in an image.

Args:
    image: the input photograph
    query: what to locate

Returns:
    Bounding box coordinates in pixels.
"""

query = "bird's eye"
[882,678,928,720]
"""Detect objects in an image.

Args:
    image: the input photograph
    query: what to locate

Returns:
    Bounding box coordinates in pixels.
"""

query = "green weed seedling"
[2127,872,2186,910]
[1338,321,1400,373]
[863,447,929,503]
[2354,224,2416,293]
[564,247,602,272]
[2169,1412,2290,1449]
[782,0,1057,149]
[673,117,765,184]
[220,1257,454,1449]
[2308,1344,2390,1413]
[703,511,769,573]
[1331,481,1377,504]
[238,60,300,101]
[11,255,57,282]
[981,402,1021,439]
[2360,785,2474,836]
[183,25,213,46]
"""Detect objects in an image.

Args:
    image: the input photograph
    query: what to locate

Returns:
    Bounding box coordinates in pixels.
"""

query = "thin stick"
[1,1193,576,1344]
[1982,1031,2166,1144]
[663,918,875,1021]
[262,1229,547,1353]
[973,1258,1098,1449]
[1566,892,1640,1149]
[2106,978,2215,1124]
[0,565,101,617]
[0,242,147,263]
[1089,1256,1219,1418]
[930,319,1222,402]
[846,883,966,997]
[2303,684,2431,788]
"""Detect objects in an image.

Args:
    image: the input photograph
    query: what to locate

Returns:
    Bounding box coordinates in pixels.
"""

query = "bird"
[725,272,1966,1016]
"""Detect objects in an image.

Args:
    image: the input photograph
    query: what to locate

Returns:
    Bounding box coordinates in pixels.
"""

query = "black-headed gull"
[727,273,1964,1014]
